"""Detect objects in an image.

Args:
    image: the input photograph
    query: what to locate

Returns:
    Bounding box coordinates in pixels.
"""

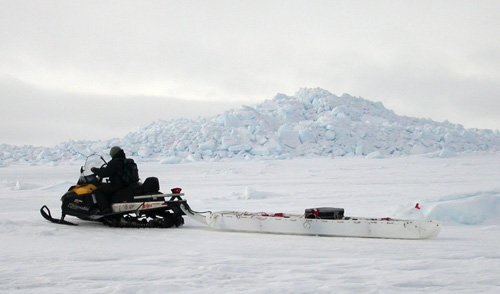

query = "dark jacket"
[93,151,126,188]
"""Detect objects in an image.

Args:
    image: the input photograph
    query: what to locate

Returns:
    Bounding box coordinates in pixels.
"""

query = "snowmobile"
[40,155,186,228]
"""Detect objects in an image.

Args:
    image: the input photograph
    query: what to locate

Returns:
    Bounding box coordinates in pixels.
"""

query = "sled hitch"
[40,205,78,226]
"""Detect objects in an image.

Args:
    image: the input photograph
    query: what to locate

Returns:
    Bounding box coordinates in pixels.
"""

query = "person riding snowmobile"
[90,146,136,214]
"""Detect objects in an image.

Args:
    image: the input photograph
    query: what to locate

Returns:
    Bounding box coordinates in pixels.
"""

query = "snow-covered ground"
[1,154,499,293]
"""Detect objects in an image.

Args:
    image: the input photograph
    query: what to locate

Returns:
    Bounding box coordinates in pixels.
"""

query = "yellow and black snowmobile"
[40,155,185,228]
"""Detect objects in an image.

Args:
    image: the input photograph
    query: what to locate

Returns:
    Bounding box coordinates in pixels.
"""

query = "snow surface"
[1,88,500,165]
[1,154,500,293]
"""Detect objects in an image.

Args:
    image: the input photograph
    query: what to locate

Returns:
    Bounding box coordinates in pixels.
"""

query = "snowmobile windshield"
[78,155,106,184]
[82,155,106,177]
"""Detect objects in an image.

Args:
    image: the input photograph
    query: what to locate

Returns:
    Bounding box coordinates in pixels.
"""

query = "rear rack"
[133,192,185,201]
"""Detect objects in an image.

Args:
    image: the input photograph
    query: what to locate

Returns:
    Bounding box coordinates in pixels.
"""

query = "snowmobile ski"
[40,205,77,226]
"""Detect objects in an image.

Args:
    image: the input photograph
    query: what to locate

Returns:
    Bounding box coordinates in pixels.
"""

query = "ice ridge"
[1,88,500,165]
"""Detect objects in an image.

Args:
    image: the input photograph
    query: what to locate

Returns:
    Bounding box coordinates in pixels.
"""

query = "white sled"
[180,205,442,240]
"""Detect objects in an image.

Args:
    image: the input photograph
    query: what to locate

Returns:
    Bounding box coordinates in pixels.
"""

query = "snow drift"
[392,190,500,225]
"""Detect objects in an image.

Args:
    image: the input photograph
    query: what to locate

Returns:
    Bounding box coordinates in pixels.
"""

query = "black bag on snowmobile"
[121,158,140,185]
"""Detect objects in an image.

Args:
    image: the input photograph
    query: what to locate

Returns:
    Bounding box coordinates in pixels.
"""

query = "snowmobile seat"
[142,177,160,194]
[108,178,162,203]
[130,181,143,195]
[110,187,135,203]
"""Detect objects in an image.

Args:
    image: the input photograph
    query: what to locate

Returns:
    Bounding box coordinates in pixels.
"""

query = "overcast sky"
[1,0,499,146]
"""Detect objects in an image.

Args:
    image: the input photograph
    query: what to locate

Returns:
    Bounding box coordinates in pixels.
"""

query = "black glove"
[91,167,98,173]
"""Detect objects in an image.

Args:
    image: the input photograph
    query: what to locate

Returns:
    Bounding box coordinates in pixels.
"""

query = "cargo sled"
[180,204,442,239]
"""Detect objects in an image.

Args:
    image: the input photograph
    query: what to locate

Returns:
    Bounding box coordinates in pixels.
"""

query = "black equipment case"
[305,207,344,219]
